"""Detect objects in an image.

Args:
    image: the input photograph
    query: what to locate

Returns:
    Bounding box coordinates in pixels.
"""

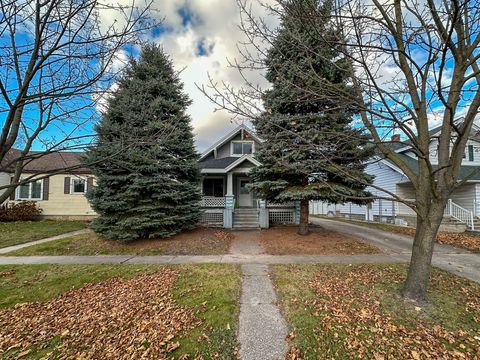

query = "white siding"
[450,184,476,213]
[0,172,10,203]
[338,161,408,217]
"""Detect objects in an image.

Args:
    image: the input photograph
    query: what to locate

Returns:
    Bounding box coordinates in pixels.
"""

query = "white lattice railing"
[269,209,295,224]
[200,196,226,208]
[445,199,475,230]
[200,210,224,226]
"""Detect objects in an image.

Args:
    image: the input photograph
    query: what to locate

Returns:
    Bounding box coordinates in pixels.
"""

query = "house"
[1,125,298,228]
[198,125,298,228]
[310,123,480,231]
[1,150,96,220]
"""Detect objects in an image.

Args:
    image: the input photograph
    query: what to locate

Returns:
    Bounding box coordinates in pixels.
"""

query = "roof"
[2,149,90,174]
[198,157,238,169]
[199,124,262,161]
[199,155,261,173]
[384,153,480,181]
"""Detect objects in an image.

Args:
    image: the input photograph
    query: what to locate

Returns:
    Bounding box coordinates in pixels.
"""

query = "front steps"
[233,208,260,229]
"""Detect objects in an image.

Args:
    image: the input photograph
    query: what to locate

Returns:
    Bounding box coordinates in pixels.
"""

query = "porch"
[199,174,298,228]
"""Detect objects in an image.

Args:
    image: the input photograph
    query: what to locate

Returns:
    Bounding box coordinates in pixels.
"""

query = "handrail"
[445,199,474,230]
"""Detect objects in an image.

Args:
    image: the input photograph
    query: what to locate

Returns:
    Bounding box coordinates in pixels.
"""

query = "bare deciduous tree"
[0,0,158,202]
[201,0,480,302]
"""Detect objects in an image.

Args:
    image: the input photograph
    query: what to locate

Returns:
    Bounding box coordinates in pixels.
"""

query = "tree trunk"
[298,198,310,235]
[401,203,444,303]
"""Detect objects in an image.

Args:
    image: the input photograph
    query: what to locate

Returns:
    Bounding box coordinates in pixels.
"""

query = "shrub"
[0,201,42,222]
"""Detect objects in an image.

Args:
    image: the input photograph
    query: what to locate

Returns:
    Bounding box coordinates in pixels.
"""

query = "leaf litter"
[284,265,480,359]
[0,269,202,359]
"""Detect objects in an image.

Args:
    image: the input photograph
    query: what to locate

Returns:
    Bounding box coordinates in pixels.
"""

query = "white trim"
[199,124,262,161]
[16,179,43,200]
[201,168,227,174]
[224,155,261,172]
[378,159,405,175]
[230,140,255,157]
[200,155,261,174]
[70,177,87,194]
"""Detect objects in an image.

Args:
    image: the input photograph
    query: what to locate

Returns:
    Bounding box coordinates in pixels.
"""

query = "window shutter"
[43,177,49,200]
[9,177,15,200]
[468,145,474,161]
[86,177,94,193]
[64,177,71,194]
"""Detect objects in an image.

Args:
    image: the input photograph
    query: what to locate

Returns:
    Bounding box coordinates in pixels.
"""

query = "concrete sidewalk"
[0,253,408,265]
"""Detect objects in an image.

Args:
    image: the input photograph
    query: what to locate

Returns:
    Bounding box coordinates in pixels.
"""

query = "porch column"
[226,172,233,195]
[224,172,234,229]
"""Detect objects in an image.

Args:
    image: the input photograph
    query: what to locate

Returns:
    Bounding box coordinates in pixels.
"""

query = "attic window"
[231,141,253,156]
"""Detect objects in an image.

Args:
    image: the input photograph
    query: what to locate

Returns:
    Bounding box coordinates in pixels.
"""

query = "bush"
[0,201,42,222]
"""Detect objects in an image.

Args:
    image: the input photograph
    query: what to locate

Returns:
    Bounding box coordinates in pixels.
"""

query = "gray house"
[198,125,298,228]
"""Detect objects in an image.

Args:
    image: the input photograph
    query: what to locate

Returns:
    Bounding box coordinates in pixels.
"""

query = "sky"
[129,0,274,152]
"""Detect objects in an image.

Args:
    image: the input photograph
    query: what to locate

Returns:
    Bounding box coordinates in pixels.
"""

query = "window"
[231,141,253,156]
[71,178,86,194]
[202,178,224,197]
[17,180,42,200]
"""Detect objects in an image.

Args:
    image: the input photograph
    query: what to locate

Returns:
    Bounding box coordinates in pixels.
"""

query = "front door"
[238,178,253,207]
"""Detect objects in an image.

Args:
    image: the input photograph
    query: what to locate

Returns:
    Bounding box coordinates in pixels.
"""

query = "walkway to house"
[232,231,288,359]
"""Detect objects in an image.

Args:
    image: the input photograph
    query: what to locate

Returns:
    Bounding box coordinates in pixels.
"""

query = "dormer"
[199,124,262,161]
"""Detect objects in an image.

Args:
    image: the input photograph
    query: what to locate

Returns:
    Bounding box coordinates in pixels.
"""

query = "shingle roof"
[385,153,480,181]
[198,157,239,169]
[2,149,90,174]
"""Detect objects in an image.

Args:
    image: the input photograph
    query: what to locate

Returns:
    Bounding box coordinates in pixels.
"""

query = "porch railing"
[200,196,225,208]
[445,199,474,230]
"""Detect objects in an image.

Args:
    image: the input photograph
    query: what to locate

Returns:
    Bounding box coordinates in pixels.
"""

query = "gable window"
[231,141,253,156]
[17,180,42,200]
[202,178,224,197]
[71,178,86,194]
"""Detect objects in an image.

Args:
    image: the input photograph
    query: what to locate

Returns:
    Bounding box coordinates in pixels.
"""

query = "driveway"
[311,217,480,283]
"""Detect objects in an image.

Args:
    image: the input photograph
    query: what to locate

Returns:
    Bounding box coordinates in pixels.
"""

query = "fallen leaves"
[286,266,480,359]
[0,269,201,359]
[0,269,16,277]
[213,230,234,242]
[436,232,480,252]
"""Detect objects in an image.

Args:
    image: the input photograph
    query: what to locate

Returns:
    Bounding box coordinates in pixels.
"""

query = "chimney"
[391,134,400,142]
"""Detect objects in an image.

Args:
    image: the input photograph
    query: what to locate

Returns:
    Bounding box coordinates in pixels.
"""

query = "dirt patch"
[260,226,380,255]
[105,227,235,255]
[0,270,200,359]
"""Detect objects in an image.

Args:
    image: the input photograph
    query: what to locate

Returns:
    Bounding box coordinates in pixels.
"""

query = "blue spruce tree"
[85,45,201,241]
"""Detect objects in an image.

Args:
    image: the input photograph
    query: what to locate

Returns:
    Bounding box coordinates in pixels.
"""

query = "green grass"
[272,264,480,358]
[0,264,159,308]
[171,264,241,359]
[0,220,88,249]
[0,264,240,359]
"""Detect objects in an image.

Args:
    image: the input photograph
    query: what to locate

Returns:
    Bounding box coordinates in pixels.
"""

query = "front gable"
[199,125,262,162]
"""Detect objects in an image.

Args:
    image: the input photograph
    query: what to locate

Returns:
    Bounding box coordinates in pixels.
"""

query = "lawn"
[0,263,240,359]
[0,220,87,249]
[314,216,480,253]
[6,227,234,256]
[273,264,480,359]
[261,226,380,255]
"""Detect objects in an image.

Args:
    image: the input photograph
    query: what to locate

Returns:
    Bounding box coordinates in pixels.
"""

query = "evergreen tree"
[250,0,373,235]
[85,45,201,241]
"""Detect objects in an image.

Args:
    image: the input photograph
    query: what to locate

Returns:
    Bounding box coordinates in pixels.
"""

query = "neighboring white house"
[310,123,480,231]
